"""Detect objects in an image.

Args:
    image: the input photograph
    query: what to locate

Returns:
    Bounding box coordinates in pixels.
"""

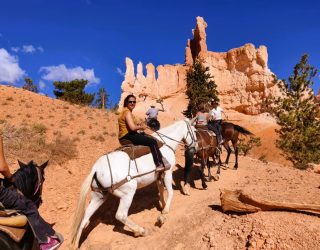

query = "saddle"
[118,135,164,160]
[0,203,28,242]
[195,125,216,137]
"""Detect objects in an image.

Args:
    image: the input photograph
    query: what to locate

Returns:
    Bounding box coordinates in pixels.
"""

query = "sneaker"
[40,237,62,250]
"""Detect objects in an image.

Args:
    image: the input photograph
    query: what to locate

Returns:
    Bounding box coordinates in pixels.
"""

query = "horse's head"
[183,119,198,152]
[13,160,49,208]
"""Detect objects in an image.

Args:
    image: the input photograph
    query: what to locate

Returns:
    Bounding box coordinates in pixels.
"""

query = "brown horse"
[220,122,253,169]
[181,126,221,195]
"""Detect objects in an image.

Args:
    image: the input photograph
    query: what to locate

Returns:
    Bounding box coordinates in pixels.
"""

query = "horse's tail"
[234,124,254,136]
[70,169,95,248]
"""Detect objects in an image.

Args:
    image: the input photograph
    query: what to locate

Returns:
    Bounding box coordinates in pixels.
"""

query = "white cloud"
[116,67,125,76]
[0,48,25,83]
[40,64,100,85]
[11,47,20,53]
[37,46,44,53]
[22,45,36,53]
[39,80,46,90]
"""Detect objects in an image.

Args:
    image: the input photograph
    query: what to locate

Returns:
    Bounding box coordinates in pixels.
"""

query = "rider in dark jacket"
[0,135,63,250]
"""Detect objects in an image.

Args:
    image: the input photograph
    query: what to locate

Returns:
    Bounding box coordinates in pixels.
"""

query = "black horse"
[0,160,48,250]
[146,118,160,131]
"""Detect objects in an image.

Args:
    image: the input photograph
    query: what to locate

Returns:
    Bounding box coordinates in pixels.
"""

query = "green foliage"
[53,79,95,105]
[238,136,262,156]
[22,78,38,93]
[184,58,219,118]
[268,54,320,169]
[95,87,109,109]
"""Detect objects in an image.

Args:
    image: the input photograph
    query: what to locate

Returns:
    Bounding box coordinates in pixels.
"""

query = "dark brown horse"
[181,126,221,195]
[220,122,253,169]
[181,122,253,195]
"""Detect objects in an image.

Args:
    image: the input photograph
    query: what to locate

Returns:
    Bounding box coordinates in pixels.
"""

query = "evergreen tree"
[95,87,109,109]
[269,54,320,169]
[184,58,219,118]
[53,79,95,105]
[22,77,38,93]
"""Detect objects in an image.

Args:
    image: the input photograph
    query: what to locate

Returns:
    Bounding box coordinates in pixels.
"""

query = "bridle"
[154,120,198,152]
[32,166,44,207]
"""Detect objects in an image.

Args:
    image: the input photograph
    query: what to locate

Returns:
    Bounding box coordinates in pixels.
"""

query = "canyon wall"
[119,16,280,118]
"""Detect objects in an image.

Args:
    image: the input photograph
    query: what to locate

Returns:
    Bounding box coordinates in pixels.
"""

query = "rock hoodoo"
[119,16,280,116]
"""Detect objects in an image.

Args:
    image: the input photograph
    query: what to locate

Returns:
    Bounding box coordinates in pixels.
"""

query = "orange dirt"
[0,85,319,250]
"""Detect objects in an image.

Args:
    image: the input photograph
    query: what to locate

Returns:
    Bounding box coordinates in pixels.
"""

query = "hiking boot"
[39,237,61,250]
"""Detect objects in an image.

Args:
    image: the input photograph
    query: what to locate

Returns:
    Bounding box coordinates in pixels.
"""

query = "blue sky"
[0,0,319,105]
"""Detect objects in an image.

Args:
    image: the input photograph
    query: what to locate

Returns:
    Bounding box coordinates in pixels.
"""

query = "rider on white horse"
[118,94,170,172]
[70,118,197,249]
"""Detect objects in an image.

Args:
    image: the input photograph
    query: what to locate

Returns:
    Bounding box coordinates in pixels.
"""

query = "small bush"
[32,123,47,135]
[238,136,262,156]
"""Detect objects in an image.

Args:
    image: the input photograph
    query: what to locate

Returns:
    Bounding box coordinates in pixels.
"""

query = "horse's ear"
[39,160,49,170]
[190,117,197,125]
[18,160,27,168]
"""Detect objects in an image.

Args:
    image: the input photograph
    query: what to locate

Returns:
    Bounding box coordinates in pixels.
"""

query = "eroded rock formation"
[119,16,280,116]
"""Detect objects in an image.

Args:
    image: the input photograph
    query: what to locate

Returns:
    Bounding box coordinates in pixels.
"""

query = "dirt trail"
[1,86,319,250]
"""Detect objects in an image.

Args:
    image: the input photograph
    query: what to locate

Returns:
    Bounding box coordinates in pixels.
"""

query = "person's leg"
[124,133,164,168]
[0,186,62,246]
[208,121,221,144]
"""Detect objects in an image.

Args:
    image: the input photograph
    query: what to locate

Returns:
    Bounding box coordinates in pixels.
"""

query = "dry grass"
[1,121,78,166]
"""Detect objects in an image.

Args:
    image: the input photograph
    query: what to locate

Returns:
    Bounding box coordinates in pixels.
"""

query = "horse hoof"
[134,228,149,237]
[157,214,167,226]
[213,175,220,181]
[181,185,190,196]
[202,184,208,190]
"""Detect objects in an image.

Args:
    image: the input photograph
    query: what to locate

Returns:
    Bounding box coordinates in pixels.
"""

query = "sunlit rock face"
[119,16,280,116]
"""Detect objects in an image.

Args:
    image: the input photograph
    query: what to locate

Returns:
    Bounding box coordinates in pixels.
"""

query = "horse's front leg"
[114,183,149,237]
[207,158,213,181]
[157,172,174,226]
[234,145,239,169]
[224,144,232,168]
[199,159,208,189]
[156,177,165,209]
[181,148,194,196]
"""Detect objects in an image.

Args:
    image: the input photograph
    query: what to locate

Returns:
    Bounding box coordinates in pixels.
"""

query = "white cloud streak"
[11,47,20,52]
[22,45,36,53]
[39,80,46,90]
[0,48,25,83]
[40,64,100,85]
[116,67,125,76]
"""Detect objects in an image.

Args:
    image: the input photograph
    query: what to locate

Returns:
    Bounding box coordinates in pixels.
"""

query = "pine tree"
[95,87,109,109]
[184,58,219,118]
[22,78,38,93]
[53,79,95,105]
[269,54,320,169]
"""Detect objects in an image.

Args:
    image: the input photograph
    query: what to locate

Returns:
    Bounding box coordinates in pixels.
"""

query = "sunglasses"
[128,101,136,104]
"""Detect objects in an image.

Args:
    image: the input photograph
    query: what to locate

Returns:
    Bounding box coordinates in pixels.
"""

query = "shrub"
[238,136,262,156]
[267,54,320,169]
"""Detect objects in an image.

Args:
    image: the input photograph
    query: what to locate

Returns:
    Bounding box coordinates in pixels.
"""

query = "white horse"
[70,119,197,249]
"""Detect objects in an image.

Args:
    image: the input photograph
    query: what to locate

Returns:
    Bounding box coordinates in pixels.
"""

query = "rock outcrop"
[119,16,280,116]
